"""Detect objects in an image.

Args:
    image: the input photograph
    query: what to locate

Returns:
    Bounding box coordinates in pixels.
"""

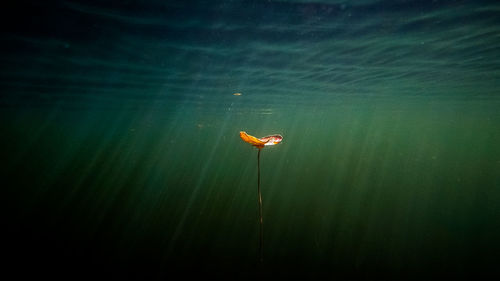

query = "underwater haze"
[2,0,500,279]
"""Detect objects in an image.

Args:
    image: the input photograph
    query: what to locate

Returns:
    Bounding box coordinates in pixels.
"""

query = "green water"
[4,97,500,278]
[3,0,500,279]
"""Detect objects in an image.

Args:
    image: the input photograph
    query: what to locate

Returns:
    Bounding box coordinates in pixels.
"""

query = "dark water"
[3,0,500,279]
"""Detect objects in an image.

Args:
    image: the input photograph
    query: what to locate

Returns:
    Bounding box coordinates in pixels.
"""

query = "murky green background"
[3,0,500,279]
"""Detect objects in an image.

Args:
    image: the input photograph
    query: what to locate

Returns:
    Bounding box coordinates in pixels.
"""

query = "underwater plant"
[239,131,283,262]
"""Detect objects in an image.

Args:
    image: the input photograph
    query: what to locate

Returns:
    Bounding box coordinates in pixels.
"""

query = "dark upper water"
[2,0,500,279]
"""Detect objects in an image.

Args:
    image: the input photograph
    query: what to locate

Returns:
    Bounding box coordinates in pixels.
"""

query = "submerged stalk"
[257,148,263,263]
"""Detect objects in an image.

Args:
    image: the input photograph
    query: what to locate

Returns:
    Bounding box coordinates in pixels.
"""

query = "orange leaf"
[240,131,266,148]
[240,131,283,148]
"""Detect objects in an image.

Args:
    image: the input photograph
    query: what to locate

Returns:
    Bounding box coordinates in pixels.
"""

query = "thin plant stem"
[257,148,263,263]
